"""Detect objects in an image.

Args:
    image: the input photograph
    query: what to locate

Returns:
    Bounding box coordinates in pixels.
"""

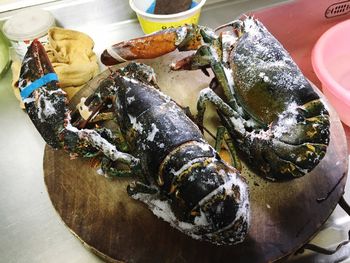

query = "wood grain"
[44,60,348,263]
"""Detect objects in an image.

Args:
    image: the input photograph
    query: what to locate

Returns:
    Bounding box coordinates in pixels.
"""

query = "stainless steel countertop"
[1,0,350,262]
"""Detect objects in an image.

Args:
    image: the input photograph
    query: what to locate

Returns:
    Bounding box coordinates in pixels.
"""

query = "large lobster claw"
[100,25,208,66]
[17,39,68,149]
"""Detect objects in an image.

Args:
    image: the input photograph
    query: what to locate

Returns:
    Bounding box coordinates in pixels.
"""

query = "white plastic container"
[2,8,55,60]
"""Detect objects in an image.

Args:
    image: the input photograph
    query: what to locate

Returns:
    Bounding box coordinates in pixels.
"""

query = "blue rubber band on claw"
[20,73,59,99]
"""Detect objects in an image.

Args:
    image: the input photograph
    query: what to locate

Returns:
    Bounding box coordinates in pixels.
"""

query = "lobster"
[101,17,330,181]
[17,39,249,245]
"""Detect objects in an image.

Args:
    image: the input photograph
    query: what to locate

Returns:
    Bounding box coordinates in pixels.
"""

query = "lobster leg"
[197,87,241,130]
[215,126,241,171]
[196,88,251,169]
[172,45,237,109]
[101,157,138,177]
[127,181,158,196]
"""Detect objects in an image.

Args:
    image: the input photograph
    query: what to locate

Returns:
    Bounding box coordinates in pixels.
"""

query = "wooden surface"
[44,59,348,263]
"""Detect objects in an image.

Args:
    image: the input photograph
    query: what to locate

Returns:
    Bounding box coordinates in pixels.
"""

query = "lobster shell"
[44,63,348,262]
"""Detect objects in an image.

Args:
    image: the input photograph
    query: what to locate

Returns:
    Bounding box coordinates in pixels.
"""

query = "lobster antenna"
[214,19,243,32]
[215,14,257,32]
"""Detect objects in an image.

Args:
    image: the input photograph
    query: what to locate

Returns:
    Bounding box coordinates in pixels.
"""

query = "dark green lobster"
[17,39,249,245]
[101,17,330,181]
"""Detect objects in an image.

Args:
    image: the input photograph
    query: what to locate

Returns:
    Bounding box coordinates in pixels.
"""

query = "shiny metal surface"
[1,0,350,262]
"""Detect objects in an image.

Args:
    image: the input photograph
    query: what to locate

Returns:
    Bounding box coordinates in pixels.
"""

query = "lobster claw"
[17,39,68,149]
[100,25,207,66]
[100,29,181,65]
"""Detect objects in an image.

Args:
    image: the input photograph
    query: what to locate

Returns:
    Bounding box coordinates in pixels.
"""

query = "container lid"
[2,8,55,41]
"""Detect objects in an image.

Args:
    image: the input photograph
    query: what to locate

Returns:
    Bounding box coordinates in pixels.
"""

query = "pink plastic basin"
[312,19,350,126]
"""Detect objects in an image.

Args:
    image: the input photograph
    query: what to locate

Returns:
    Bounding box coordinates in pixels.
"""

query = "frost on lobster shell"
[218,18,330,180]
[132,166,250,245]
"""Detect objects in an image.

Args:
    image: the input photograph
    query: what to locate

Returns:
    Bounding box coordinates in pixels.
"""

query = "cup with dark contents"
[129,0,206,34]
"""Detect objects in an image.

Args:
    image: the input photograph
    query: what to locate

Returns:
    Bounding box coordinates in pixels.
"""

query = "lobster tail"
[198,168,249,245]
[216,17,331,180]
[157,141,250,245]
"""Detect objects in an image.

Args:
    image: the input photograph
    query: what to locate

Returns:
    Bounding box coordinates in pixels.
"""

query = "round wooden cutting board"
[44,56,348,263]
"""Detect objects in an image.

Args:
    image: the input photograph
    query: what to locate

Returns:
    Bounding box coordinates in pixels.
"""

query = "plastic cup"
[129,0,206,34]
[312,19,350,126]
